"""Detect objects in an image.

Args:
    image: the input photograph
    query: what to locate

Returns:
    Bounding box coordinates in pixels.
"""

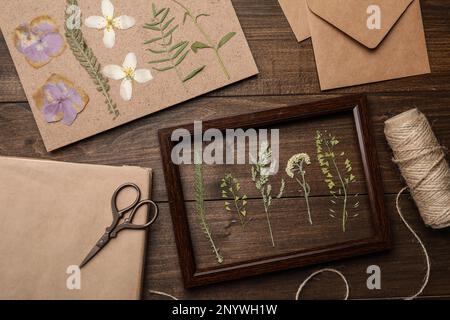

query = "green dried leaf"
[162,25,179,39]
[156,8,168,19]
[183,12,189,24]
[144,37,163,45]
[195,13,210,22]
[182,65,205,82]
[171,42,189,59]
[147,48,166,54]
[175,50,189,66]
[218,32,236,49]
[162,17,175,31]
[153,65,175,72]
[144,24,161,31]
[148,57,172,64]
[169,41,189,52]
[191,41,212,53]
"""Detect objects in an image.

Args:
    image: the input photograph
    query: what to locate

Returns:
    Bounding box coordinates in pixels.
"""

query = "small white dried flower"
[286,153,311,178]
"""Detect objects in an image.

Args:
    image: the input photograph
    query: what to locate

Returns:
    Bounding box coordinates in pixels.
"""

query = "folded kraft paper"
[278,0,430,90]
[0,157,152,300]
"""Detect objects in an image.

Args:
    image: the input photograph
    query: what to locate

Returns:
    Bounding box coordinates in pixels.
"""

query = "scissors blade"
[79,245,103,269]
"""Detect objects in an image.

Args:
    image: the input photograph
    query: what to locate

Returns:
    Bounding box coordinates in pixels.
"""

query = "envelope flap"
[307,0,414,49]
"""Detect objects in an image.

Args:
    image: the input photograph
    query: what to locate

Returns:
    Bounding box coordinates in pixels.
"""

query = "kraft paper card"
[0,156,152,300]
[0,0,258,151]
[306,0,430,90]
[278,0,310,42]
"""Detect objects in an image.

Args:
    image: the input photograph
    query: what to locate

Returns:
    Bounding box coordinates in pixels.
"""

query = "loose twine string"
[295,187,429,300]
[150,109,448,301]
[150,192,430,301]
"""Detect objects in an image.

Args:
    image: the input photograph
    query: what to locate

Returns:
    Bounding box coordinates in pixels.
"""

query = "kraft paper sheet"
[0,156,152,300]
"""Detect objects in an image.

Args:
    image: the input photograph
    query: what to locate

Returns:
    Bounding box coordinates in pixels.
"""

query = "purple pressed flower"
[14,16,65,68]
[43,83,82,125]
[33,74,89,126]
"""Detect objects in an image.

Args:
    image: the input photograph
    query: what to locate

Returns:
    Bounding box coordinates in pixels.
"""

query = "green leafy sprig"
[171,0,235,80]
[144,3,205,84]
[221,173,250,227]
[251,142,285,247]
[64,0,119,119]
[194,152,223,264]
[316,130,358,232]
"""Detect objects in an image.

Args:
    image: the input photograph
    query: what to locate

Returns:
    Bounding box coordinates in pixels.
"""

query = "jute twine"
[296,109,448,300]
[385,108,450,228]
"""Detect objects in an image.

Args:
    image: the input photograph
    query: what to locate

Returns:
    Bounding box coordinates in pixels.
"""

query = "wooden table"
[1,0,449,300]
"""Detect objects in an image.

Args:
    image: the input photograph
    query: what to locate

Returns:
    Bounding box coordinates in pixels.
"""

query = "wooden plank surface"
[0,0,449,299]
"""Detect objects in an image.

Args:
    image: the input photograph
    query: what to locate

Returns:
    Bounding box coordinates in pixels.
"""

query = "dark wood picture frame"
[159,94,391,288]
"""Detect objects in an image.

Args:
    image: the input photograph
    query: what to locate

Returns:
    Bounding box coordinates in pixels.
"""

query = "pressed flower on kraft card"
[33,74,89,126]
[85,0,136,49]
[14,16,66,69]
[102,52,153,101]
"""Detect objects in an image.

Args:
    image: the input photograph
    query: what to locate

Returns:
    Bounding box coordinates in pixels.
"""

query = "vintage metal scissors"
[79,183,159,269]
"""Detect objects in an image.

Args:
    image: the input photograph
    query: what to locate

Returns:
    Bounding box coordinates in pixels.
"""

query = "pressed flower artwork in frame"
[160,95,390,288]
[14,16,66,69]
[33,74,89,126]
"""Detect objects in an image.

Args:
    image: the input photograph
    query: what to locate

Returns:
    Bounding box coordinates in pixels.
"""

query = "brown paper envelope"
[0,157,152,300]
[306,0,431,90]
[278,0,310,42]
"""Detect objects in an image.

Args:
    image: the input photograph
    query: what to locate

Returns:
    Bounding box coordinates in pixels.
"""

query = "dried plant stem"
[221,174,249,227]
[295,164,312,225]
[65,0,119,119]
[325,140,348,232]
[230,188,245,226]
[171,0,230,79]
[261,188,275,247]
[159,24,185,86]
[251,143,285,247]
[194,159,223,264]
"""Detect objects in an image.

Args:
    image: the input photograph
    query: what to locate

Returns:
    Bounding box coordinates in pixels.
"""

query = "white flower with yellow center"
[85,0,135,48]
[102,53,153,101]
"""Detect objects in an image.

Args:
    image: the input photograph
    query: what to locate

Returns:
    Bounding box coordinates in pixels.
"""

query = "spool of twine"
[385,108,450,229]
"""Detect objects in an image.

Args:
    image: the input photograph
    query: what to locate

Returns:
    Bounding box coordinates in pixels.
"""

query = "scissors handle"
[110,183,141,227]
[110,200,159,238]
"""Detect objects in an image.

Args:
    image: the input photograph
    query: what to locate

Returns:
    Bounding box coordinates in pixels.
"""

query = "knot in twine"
[385,109,450,229]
